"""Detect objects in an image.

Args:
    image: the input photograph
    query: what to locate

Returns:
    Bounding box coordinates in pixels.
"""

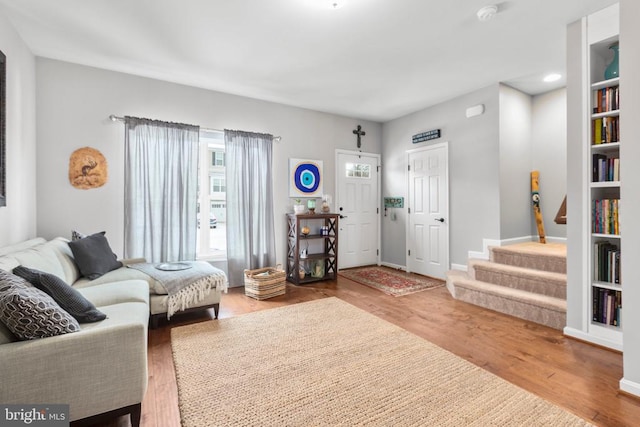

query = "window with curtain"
[197,129,227,260]
[225,129,276,286]
[124,116,200,263]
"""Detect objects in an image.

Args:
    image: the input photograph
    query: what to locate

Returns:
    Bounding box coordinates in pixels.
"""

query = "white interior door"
[407,143,449,279]
[336,151,380,269]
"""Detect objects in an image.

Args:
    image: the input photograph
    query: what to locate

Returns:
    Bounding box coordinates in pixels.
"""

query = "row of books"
[593,241,620,284]
[592,199,619,235]
[592,287,621,327]
[592,116,619,144]
[592,154,620,182]
[593,85,619,113]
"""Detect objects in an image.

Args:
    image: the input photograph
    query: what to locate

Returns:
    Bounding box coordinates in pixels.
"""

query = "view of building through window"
[197,130,226,259]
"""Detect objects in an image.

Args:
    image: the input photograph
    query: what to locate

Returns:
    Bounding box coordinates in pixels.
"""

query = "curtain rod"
[109,115,281,142]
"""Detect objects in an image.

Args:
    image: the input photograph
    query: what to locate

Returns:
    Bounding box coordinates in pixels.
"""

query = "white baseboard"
[467,238,502,260]
[563,327,623,352]
[450,263,467,272]
[545,236,567,243]
[467,235,567,260]
[620,378,640,398]
[380,261,406,271]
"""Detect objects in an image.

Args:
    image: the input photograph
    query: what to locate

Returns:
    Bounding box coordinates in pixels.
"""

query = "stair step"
[469,259,566,299]
[490,242,566,274]
[446,270,566,330]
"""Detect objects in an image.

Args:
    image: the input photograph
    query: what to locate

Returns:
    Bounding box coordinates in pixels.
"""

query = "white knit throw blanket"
[128,262,228,319]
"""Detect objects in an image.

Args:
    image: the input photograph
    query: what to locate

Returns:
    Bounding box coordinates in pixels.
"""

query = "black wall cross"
[352,125,366,149]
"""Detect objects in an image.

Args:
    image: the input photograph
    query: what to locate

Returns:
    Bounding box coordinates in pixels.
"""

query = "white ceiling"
[0,0,618,122]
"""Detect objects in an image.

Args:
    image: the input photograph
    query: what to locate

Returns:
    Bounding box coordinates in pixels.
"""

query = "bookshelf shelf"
[591,142,620,152]
[592,281,622,291]
[591,77,620,91]
[590,181,620,188]
[591,110,619,119]
[591,233,620,239]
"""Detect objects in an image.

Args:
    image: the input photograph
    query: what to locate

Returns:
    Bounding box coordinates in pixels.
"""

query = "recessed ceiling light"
[477,5,498,22]
[543,73,562,82]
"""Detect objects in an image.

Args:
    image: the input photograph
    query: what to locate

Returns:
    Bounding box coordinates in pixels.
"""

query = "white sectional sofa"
[0,236,224,425]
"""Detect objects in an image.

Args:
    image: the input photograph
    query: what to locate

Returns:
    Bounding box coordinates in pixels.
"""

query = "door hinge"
[408,249,411,256]
[377,165,381,172]
[408,207,411,214]
[377,249,379,256]
[408,165,411,171]
[377,207,379,214]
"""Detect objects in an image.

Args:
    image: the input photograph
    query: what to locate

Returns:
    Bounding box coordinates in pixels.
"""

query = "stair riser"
[474,268,566,299]
[455,286,566,330]
[491,251,566,274]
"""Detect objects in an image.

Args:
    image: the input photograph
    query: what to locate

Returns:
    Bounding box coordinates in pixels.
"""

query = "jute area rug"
[339,265,444,296]
[171,298,590,426]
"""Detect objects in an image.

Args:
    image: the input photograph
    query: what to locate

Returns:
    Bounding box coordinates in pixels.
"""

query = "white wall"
[381,84,500,267]
[0,13,37,247]
[531,88,568,239]
[35,58,382,280]
[620,0,640,397]
[382,83,567,269]
[499,84,533,240]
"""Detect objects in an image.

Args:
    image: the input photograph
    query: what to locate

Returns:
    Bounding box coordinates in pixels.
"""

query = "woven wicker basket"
[244,265,286,300]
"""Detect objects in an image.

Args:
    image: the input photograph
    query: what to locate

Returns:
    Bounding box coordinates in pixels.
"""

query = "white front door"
[407,143,449,279]
[336,151,380,269]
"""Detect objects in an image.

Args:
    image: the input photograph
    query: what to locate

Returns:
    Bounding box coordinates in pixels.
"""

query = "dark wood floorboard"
[103,276,639,427]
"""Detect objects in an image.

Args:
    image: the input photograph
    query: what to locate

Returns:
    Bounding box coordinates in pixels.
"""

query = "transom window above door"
[345,163,371,178]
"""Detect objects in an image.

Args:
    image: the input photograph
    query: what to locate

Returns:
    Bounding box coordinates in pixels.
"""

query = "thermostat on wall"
[466,104,485,118]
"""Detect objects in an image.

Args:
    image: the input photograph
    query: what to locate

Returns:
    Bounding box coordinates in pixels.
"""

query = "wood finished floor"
[106,276,640,427]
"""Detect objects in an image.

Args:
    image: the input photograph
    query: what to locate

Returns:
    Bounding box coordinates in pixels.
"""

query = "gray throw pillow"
[68,233,123,280]
[0,270,80,340]
[13,266,106,323]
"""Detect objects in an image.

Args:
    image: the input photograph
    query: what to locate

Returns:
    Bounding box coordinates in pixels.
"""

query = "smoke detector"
[477,5,498,22]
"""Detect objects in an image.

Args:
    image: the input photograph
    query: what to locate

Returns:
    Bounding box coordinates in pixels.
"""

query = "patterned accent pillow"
[0,270,80,340]
[71,230,88,241]
[13,266,106,323]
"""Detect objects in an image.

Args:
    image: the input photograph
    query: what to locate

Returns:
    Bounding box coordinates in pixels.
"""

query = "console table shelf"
[286,213,339,285]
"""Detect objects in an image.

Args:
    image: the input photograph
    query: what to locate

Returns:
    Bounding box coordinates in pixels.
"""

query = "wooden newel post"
[531,170,546,244]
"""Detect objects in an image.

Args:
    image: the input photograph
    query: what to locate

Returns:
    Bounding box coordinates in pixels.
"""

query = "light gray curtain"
[124,116,200,263]
[225,129,276,286]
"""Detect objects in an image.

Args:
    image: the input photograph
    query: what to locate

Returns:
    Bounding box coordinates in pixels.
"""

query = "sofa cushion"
[7,238,80,285]
[0,237,47,257]
[74,266,166,295]
[0,321,16,344]
[0,256,20,273]
[68,233,122,280]
[13,266,106,323]
[0,270,80,340]
[76,280,150,308]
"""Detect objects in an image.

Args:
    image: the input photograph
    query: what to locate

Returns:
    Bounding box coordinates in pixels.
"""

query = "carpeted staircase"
[446,242,566,330]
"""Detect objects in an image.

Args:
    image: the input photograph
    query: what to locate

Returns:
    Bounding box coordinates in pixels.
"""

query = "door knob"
[435,218,445,223]
[340,215,348,219]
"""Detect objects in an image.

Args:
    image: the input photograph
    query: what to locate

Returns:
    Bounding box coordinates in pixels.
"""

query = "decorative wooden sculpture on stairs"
[530,171,546,243]
[554,195,567,225]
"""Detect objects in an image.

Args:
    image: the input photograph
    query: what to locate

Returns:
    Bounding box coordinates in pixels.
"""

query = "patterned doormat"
[339,266,444,296]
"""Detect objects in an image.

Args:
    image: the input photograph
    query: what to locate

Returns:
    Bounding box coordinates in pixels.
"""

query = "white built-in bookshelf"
[566,3,622,351]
